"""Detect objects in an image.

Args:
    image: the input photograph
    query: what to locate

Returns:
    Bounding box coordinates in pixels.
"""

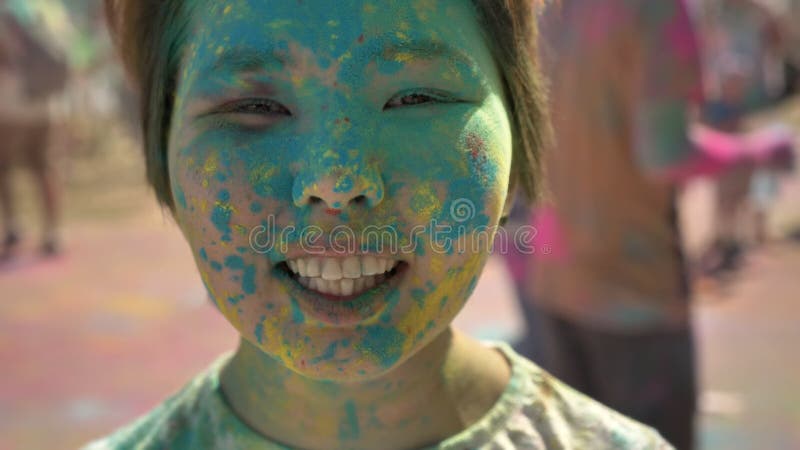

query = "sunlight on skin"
[167,0,513,447]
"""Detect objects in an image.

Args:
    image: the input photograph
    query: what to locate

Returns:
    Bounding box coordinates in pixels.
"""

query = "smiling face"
[168,0,513,380]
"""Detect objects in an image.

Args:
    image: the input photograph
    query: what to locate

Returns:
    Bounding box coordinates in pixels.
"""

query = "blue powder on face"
[199,247,208,261]
[410,289,426,309]
[225,255,245,270]
[225,255,257,295]
[250,201,263,213]
[359,326,406,368]
[210,261,223,272]
[211,206,232,242]
[333,175,354,193]
[310,341,339,365]
[254,316,266,344]
[290,297,305,323]
[242,265,257,294]
[175,186,188,209]
[211,190,233,241]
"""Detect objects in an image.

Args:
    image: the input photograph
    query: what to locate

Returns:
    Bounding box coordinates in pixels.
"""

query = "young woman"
[89,1,671,448]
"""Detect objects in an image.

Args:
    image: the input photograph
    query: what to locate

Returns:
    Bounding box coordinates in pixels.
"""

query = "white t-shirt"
[85,344,672,450]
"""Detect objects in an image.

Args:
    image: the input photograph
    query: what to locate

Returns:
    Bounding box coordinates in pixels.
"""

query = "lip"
[273,260,409,327]
[278,248,406,261]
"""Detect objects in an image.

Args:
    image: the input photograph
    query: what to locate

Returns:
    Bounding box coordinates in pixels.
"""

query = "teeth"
[342,256,361,278]
[321,258,343,280]
[306,258,321,277]
[285,256,402,296]
[362,255,380,275]
[341,278,354,296]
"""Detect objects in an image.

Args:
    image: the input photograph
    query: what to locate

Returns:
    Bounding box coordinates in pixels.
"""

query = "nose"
[292,163,384,211]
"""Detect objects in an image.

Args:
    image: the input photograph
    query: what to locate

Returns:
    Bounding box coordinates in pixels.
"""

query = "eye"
[383,89,456,110]
[207,98,292,130]
[216,98,292,116]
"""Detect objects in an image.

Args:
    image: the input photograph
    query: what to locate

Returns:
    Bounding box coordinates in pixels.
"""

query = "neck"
[220,327,510,450]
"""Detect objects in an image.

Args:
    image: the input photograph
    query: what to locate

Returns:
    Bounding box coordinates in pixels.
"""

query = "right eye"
[210,98,292,129]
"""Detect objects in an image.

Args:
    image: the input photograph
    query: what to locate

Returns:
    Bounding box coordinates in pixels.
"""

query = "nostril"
[350,195,367,206]
[309,196,324,205]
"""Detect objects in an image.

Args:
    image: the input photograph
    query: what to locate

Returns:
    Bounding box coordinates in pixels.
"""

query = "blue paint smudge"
[225,255,245,270]
[254,315,266,344]
[242,265,256,294]
[360,326,406,368]
[310,341,338,364]
[338,400,360,440]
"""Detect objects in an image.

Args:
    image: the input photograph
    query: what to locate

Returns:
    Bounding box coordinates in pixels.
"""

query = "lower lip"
[274,262,408,327]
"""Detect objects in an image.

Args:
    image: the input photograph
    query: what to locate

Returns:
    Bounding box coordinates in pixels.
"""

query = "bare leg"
[25,122,59,255]
[31,162,59,254]
[0,145,20,259]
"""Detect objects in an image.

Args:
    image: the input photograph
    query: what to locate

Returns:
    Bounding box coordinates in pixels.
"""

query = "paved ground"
[1,109,799,449]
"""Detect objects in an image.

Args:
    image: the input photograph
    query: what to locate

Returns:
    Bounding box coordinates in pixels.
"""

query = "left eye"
[383,90,455,110]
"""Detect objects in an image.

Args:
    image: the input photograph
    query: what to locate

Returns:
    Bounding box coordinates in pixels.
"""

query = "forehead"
[184,0,495,75]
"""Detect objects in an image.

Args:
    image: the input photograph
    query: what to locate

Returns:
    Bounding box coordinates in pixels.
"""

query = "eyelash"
[383,89,457,110]
[206,89,458,127]
[215,98,292,116]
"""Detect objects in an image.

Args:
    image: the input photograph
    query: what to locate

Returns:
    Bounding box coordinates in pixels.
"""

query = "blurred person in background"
[696,0,791,274]
[516,1,779,448]
[0,6,68,259]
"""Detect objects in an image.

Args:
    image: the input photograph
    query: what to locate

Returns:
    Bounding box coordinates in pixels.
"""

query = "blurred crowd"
[0,0,134,261]
[505,1,797,448]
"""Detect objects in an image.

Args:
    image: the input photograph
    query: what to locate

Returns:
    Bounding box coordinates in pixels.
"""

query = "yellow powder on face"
[396,254,483,356]
[409,183,441,224]
[392,52,414,62]
[249,164,278,193]
[233,224,249,236]
[203,153,219,175]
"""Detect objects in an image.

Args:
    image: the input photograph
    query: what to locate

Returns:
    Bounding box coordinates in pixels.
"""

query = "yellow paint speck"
[203,154,218,174]
[392,52,414,63]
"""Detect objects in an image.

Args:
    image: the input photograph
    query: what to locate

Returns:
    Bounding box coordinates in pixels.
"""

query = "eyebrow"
[209,46,288,74]
[375,38,477,67]
[207,37,476,76]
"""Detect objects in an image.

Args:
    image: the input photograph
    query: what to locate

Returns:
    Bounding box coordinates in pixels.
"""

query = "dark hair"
[105,0,549,209]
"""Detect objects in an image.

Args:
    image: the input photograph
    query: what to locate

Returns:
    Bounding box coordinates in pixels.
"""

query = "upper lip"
[278,248,406,263]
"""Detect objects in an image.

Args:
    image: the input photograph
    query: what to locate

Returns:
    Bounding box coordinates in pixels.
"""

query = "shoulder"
[82,356,243,450]
[501,347,673,450]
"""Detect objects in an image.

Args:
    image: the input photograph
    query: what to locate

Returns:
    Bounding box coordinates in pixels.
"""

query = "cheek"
[382,108,512,228]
